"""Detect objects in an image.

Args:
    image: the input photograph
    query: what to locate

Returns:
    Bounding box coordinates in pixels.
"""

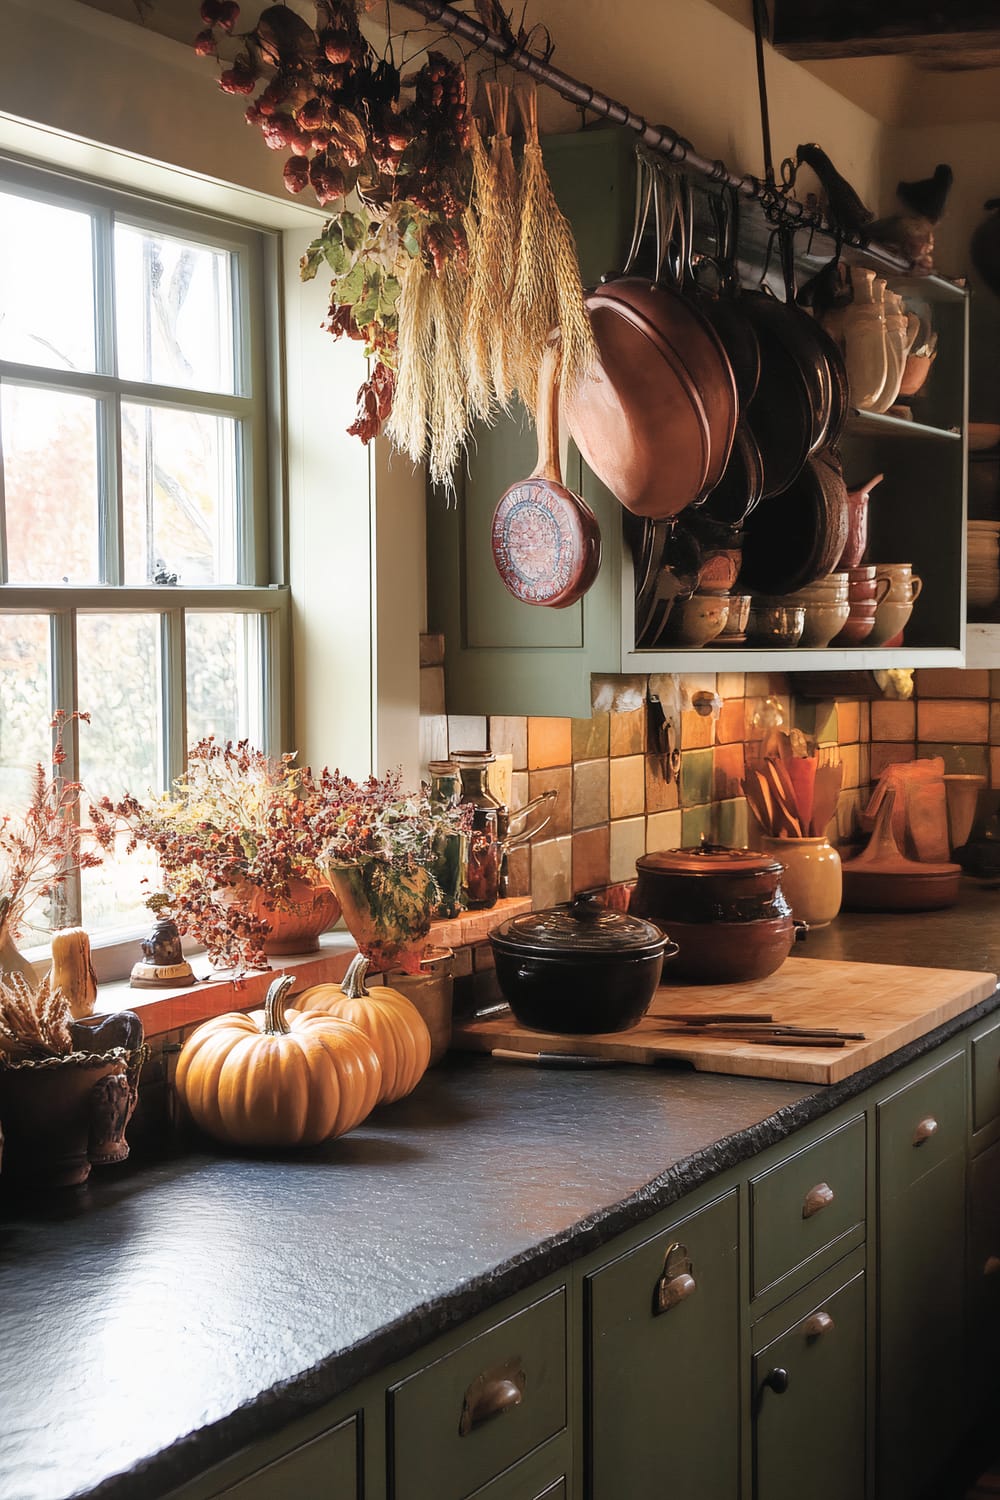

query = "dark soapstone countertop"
[2,887,1000,1500]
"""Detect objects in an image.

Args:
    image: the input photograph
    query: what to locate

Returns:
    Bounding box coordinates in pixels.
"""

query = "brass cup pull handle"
[802,1310,835,1340]
[913,1116,939,1146]
[459,1359,525,1437]
[655,1270,697,1315]
[802,1182,835,1219]
[984,1255,1000,1278]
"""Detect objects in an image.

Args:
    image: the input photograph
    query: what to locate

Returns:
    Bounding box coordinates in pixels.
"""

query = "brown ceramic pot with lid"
[630,843,805,983]
[489,893,677,1034]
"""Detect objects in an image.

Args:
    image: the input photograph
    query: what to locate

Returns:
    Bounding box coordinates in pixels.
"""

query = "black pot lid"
[637,842,783,877]
[491,892,667,959]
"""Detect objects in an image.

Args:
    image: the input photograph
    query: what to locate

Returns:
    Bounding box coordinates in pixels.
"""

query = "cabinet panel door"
[968,1139,1000,1412]
[213,1415,358,1499]
[753,1265,866,1500]
[585,1190,739,1500]
[877,1061,967,1500]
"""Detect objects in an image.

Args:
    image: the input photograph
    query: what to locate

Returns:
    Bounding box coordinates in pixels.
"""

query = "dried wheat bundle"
[510,79,596,411]
[473,81,519,409]
[386,255,470,492]
[385,255,438,465]
[0,972,73,1059]
[462,120,496,423]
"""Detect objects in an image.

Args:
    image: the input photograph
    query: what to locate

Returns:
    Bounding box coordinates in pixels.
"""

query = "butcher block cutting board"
[453,957,998,1084]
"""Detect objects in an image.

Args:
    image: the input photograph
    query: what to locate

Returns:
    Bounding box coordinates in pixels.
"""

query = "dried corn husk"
[510,79,596,411]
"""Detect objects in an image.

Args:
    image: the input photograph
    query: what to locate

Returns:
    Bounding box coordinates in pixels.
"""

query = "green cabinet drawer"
[212,1416,358,1499]
[972,1018,1000,1135]
[967,1140,1000,1409]
[585,1190,739,1500]
[750,1115,866,1296]
[388,1288,567,1500]
[753,1252,867,1500]
[877,1051,965,1191]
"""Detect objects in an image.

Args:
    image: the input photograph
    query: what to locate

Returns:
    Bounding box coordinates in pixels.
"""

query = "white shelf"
[846,410,962,442]
[962,624,1000,669]
[621,645,966,673]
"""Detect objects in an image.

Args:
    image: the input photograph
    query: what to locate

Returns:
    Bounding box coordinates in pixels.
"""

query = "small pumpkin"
[175,974,382,1147]
[294,953,431,1104]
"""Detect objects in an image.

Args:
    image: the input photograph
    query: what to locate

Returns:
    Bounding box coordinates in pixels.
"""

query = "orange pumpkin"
[294,953,431,1104]
[175,974,382,1147]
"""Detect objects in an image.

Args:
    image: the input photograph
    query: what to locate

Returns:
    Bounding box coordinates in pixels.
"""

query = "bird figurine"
[865,164,953,273]
[795,143,875,240]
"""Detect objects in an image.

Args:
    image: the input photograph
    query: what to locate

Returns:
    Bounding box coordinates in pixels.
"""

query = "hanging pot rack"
[395,0,912,274]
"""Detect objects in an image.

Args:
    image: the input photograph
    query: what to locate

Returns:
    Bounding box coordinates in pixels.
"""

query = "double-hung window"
[0,158,288,949]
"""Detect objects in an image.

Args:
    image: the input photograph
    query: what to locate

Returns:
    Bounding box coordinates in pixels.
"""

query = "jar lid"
[636,842,783,877]
[452,749,496,765]
[427,759,459,774]
[491,892,667,960]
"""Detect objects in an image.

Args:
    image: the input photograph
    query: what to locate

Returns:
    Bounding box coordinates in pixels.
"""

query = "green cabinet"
[876,1052,968,1500]
[200,1416,359,1500]
[752,1251,867,1500]
[584,1190,739,1500]
[967,1139,1000,1410]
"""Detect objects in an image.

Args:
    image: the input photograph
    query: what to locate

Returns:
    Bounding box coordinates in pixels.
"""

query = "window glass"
[2,384,101,584]
[121,403,239,585]
[0,191,96,373]
[186,612,261,746]
[0,614,53,939]
[114,223,236,394]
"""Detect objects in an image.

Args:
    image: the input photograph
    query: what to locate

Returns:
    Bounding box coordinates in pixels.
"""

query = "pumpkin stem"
[262,974,295,1034]
[341,952,371,999]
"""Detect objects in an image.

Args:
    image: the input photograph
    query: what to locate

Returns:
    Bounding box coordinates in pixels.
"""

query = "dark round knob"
[764,1367,790,1395]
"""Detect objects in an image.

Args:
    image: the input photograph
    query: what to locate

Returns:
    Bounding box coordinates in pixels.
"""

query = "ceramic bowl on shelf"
[660,591,730,647]
[868,598,914,648]
[797,599,853,648]
[746,601,805,648]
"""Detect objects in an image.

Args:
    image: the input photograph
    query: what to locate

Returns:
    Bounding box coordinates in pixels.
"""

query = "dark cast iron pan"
[739,445,849,596]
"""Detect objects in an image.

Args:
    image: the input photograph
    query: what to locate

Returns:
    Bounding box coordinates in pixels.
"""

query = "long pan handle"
[530,340,563,485]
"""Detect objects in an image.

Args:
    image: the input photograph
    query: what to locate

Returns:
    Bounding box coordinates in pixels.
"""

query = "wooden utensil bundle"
[742,734,843,839]
[657,1011,866,1048]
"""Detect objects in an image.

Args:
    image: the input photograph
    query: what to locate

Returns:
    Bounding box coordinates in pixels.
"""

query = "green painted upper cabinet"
[426,129,634,718]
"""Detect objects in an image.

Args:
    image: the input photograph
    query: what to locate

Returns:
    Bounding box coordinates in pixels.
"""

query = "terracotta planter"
[241,879,341,955]
[0,1046,145,1189]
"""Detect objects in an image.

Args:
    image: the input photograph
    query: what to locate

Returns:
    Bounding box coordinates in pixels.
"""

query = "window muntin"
[0,162,287,953]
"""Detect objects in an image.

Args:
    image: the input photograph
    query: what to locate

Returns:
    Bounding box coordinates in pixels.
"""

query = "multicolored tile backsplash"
[420,649,1000,908]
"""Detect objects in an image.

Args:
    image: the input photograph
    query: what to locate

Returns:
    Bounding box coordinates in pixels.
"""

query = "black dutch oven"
[489,894,676,1035]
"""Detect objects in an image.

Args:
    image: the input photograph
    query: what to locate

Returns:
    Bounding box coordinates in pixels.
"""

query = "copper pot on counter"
[629,843,806,983]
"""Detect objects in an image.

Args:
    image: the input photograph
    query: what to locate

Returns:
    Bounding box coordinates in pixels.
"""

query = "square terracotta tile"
[610,706,646,757]
[991,701,1000,745]
[858,702,871,740]
[610,754,645,819]
[680,706,714,750]
[917,668,990,698]
[810,702,838,745]
[573,758,610,830]
[572,713,610,761]
[916,700,989,743]
[573,826,610,893]
[510,770,529,812]
[609,817,646,883]
[859,742,871,789]
[716,697,746,746]
[991,670,1000,701]
[530,836,572,908]
[490,716,528,770]
[527,716,573,769]
[528,766,573,838]
[836,700,861,743]
[870,741,917,779]
[506,844,531,899]
[840,742,861,790]
[420,665,445,716]
[716,672,745,700]
[448,715,488,753]
[646,809,682,852]
[645,755,680,814]
[419,632,445,668]
[992,746,1000,788]
[871,700,916,741]
[834,789,863,843]
[713,742,745,801]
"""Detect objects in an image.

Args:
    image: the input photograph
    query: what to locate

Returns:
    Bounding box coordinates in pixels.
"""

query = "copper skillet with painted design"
[491,341,602,609]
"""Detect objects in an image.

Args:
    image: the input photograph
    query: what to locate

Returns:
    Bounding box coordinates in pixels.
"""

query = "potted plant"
[0,710,104,986]
[316,768,471,973]
[95,738,349,975]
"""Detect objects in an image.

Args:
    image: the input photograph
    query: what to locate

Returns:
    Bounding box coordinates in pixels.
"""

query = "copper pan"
[562,160,738,520]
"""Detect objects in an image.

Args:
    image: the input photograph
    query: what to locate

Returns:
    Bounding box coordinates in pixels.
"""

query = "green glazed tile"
[916,742,990,777]
[572,713,610,762]
[679,747,714,807]
[715,797,750,848]
[681,804,713,846]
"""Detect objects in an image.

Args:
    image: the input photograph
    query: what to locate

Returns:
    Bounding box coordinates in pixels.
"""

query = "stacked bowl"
[782,572,851,647]
[968,521,1000,610]
[870,563,923,646]
[830,565,891,646]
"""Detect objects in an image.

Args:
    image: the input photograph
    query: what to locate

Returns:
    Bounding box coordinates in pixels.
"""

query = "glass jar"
[453,750,504,910]
[426,760,467,919]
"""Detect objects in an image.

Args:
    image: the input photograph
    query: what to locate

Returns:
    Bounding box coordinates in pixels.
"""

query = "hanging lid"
[636,842,783,877]
[491,892,667,960]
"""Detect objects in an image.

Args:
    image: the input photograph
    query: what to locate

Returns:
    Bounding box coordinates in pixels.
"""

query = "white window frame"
[0,155,291,968]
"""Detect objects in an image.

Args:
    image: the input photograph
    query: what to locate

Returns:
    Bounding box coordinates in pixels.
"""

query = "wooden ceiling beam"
[771,2,1000,59]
